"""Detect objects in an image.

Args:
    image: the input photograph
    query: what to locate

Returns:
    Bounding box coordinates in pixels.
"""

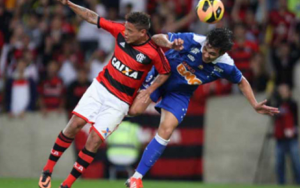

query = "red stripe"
[56,136,72,148]
[78,151,94,163]
[150,158,203,177]
[72,111,94,124]
[13,80,28,86]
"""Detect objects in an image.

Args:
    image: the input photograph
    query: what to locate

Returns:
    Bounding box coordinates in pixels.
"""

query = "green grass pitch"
[0,178,298,188]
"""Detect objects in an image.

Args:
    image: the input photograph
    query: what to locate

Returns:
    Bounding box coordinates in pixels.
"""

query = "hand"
[137,89,151,104]
[57,0,68,5]
[169,38,184,51]
[254,99,280,116]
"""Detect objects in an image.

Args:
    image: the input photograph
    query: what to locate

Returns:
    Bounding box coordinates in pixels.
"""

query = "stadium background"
[0,0,300,187]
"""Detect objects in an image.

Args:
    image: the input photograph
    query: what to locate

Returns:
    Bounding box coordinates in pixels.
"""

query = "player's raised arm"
[152,34,184,51]
[58,0,98,25]
[238,76,280,116]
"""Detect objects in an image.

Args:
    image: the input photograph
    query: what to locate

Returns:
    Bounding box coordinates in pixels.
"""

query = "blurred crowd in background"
[0,0,300,117]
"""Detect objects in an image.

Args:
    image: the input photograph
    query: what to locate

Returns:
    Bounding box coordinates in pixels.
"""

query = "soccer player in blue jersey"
[125,28,280,188]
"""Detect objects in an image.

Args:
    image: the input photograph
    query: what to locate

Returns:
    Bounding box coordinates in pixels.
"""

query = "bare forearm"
[146,74,170,94]
[152,34,172,48]
[67,1,98,25]
[238,77,257,107]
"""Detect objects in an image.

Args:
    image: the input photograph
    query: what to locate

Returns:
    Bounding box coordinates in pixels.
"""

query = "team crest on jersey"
[198,65,203,70]
[136,53,146,63]
[190,47,200,54]
[177,64,202,85]
[111,56,143,80]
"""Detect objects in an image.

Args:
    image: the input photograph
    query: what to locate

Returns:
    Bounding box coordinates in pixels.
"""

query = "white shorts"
[73,79,129,141]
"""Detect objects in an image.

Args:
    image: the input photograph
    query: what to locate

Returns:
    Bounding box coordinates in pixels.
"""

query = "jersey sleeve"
[97,17,125,38]
[225,65,243,84]
[152,47,171,74]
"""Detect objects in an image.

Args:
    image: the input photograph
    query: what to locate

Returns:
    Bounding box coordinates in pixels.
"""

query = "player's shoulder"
[214,53,235,68]
[192,33,206,45]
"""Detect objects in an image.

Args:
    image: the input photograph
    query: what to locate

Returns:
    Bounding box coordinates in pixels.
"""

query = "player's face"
[202,43,222,63]
[124,22,146,44]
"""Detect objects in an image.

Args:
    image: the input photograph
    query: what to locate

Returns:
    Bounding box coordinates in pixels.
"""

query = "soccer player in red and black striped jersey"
[38,1,173,188]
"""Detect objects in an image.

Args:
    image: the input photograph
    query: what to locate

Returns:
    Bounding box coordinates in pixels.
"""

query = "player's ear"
[140,28,147,36]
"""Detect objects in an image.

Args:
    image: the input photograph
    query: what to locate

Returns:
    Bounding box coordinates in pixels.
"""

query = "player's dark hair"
[125,12,151,31]
[206,28,233,54]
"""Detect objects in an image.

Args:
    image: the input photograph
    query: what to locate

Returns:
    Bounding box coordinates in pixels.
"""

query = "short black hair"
[206,28,233,54]
[125,12,151,30]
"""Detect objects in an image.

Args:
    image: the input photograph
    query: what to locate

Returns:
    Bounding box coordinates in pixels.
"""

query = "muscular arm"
[152,34,184,50]
[152,34,172,48]
[238,76,279,115]
[238,76,257,107]
[66,1,98,25]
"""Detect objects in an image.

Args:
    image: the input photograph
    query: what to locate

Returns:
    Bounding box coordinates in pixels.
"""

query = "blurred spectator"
[88,50,108,81]
[0,2,12,43]
[271,42,300,88]
[38,60,65,116]
[119,0,146,17]
[77,0,107,60]
[250,53,269,93]
[287,0,300,19]
[24,12,42,49]
[229,23,259,84]
[267,0,296,48]
[4,58,36,117]
[58,40,81,86]
[66,67,91,115]
[106,120,142,180]
[269,84,300,185]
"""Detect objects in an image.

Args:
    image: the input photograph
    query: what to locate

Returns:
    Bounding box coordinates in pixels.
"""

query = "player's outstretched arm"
[238,76,280,116]
[152,34,184,51]
[57,0,98,25]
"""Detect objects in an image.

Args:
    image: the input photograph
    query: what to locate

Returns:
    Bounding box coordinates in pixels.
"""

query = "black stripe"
[103,69,136,96]
[53,143,67,152]
[71,168,82,178]
[97,16,101,28]
[148,175,203,181]
[130,115,204,128]
[117,33,152,64]
[160,145,203,158]
[60,131,74,141]
[58,133,73,143]
[49,155,59,162]
[82,147,97,158]
[77,157,90,168]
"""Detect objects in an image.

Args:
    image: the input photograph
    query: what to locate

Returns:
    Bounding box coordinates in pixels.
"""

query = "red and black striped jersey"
[96,17,170,105]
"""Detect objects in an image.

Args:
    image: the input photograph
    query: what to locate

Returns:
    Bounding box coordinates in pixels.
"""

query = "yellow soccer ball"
[196,0,224,24]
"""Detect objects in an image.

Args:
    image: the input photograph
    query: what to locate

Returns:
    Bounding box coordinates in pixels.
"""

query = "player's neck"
[132,35,150,46]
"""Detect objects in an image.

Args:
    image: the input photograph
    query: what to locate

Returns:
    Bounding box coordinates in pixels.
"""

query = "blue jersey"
[143,32,243,123]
